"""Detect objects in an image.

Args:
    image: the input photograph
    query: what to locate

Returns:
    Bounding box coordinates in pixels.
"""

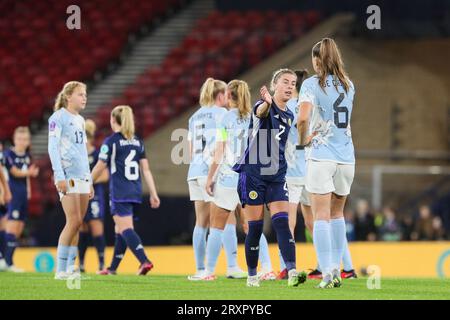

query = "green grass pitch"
[0,273,449,300]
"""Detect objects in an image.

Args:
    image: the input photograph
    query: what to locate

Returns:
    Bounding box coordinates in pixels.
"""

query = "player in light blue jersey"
[187,78,242,280]
[92,106,160,276]
[298,38,356,288]
[48,81,94,280]
[0,141,12,271]
[204,80,275,281]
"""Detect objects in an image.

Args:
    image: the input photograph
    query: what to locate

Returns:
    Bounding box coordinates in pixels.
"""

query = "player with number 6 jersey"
[92,105,160,276]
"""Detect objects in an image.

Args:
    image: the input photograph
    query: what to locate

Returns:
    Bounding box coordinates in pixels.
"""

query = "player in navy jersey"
[78,119,108,273]
[297,38,356,288]
[92,105,160,276]
[3,127,39,272]
[0,142,12,271]
[233,69,307,287]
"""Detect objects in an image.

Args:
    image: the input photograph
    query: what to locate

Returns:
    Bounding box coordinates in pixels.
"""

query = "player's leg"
[113,204,153,275]
[204,202,230,279]
[4,219,22,270]
[89,219,106,271]
[56,194,83,278]
[78,222,89,273]
[330,193,347,285]
[100,224,126,275]
[189,200,209,279]
[223,212,246,278]
[244,204,265,287]
[66,193,89,273]
[277,196,299,279]
[0,214,6,270]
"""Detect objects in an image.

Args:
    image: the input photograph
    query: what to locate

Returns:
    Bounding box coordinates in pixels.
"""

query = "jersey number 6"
[333,93,349,128]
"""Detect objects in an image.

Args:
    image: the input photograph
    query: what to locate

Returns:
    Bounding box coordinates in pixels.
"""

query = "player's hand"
[205,177,215,196]
[0,194,4,206]
[260,86,272,105]
[89,185,95,200]
[303,131,318,147]
[28,164,39,178]
[56,180,68,195]
[150,194,160,209]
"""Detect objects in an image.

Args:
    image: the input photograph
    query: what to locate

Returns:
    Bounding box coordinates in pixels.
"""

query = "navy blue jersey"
[98,132,145,203]
[4,148,31,196]
[233,100,294,182]
[88,148,104,197]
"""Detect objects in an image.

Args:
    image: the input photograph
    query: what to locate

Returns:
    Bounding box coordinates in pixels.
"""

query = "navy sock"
[5,233,17,266]
[78,232,89,267]
[0,230,5,259]
[272,212,296,271]
[121,228,149,265]
[92,235,106,270]
[109,233,127,271]
[245,220,264,276]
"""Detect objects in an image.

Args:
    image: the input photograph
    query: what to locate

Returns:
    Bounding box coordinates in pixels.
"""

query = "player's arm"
[48,118,68,194]
[91,160,108,184]
[8,165,39,178]
[0,165,11,204]
[140,158,160,209]
[205,140,226,196]
[255,86,273,118]
[96,169,109,184]
[27,176,31,200]
[297,102,313,147]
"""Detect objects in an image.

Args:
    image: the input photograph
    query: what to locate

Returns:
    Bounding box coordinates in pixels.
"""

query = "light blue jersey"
[48,108,91,183]
[216,109,250,188]
[299,75,355,164]
[187,105,227,181]
[285,97,307,182]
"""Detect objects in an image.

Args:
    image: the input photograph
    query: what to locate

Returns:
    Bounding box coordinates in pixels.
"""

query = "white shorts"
[58,178,91,200]
[287,181,311,206]
[188,177,213,202]
[306,160,355,196]
[213,185,240,212]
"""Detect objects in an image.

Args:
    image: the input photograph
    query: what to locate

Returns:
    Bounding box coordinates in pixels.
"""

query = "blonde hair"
[54,81,87,111]
[85,119,96,140]
[270,68,297,93]
[111,105,135,140]
[13,126,30,139]
[227,80,251,119]
[312,38,351,93]
[199,78,227,107]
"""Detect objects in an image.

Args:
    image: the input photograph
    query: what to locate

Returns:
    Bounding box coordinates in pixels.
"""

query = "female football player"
[233,69,307,287]
[92,105,160,275]
[48,81,93,279]
[204,80,274,281]
[297,38,356,288]
[3,127,39,272]
[78,119,108,273]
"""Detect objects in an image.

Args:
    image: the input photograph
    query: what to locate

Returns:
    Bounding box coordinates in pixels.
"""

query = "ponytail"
[111,105,135,140]
[312,38,350,93]
[199,78,227,107]
[54,81,86,111]
[85,119,96,140]
[228,80,251,119]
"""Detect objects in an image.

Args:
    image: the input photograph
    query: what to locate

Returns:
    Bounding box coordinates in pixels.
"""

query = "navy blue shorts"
[0,205,7,218]
[237,172,289,207]
[110,201,140,217]
[7,196,28,221]
[84,198,105,222]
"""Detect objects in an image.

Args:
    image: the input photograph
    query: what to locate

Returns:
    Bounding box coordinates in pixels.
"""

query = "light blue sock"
[278,249,286,271]
[313,220,332,275]
[259,234,272,271]
[56,245,70,273]
[192,226,207,271]
[67,246,78,273]
[330,217,346,271]
[342,237,354,271]
[206,228,223,273]
[222,224,238,269]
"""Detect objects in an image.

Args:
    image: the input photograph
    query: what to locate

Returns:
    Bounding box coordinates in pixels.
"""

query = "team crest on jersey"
[100,145,109,154]
[288,118,292,126]
[249,191,258,200]
[12,210,20,219]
